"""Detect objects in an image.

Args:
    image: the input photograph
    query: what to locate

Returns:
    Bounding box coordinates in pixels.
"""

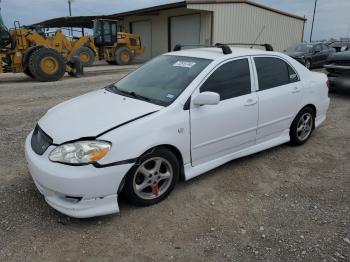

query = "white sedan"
[25,46,330,218]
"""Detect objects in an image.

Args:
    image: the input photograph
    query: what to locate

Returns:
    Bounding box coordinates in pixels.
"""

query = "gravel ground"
[0,66,349,262]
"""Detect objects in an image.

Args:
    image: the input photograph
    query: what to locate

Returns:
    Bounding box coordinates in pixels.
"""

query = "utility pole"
[68,0,73,37]
[310,0,318,42]
[68,0,72,16]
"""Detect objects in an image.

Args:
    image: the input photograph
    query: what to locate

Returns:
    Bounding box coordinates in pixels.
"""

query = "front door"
[190,58,258,166]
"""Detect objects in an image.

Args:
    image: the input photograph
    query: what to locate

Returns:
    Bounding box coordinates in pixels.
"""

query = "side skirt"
[184,130,290,181]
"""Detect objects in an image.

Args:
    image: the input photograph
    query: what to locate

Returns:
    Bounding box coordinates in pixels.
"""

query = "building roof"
[30,0,305,28]
[187,1,306,21]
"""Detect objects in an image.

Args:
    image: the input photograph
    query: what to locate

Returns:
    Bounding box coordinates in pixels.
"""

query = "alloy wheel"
[133,157,173,200]
[296,112,313,141]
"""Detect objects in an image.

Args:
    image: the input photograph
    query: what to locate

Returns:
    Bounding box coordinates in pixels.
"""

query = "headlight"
[49,141,111,165]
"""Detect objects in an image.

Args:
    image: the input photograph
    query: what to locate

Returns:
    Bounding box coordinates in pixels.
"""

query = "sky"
[1,0,349,41]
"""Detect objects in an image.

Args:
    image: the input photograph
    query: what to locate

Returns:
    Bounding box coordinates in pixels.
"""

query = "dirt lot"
[0,66,349,262]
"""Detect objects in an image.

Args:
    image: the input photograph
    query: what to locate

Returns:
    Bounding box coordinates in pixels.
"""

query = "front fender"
[97,104,191,167]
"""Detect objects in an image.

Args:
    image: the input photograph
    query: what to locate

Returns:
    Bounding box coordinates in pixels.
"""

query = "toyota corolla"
[25,45,330,218]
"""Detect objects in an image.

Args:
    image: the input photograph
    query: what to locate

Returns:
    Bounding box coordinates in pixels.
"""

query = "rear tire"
[115,47,132,65]
[23,67,34,78]
[290,107,315,146]
[73,46,95,67]
[305,59,311,69]
[122,148,179,206]
[28,48,66,82]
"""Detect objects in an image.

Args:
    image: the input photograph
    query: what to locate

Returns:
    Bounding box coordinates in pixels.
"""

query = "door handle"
[244,98,257,106]
[291,87,301,93]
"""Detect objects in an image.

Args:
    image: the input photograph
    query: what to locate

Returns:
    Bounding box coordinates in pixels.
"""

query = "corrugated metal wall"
[188,3,304,51]
[122,8,211,58]
[121,3,304,58]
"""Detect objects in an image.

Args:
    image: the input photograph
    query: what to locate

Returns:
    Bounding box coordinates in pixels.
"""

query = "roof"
[187,1,306,21]
[29,15,109,29]
[30,0,305,28]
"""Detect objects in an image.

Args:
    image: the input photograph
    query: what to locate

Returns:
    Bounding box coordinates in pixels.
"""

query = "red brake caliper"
[152,183,159,196]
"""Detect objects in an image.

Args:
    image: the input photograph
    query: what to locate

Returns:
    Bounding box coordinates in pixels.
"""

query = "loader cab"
[0,14,12,48]
[93,19,117,47]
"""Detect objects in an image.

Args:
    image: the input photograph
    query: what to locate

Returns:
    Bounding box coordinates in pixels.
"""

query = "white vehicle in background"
[25,44,330,218]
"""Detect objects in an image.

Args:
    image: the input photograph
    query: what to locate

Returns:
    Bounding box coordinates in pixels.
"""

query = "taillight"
[326,80,330,88]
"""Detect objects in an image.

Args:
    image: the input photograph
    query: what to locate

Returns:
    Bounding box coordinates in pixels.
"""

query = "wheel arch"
[301,104,317,117]
[22,45,45,68]
[137,144,185,180]
[294,104,317,129]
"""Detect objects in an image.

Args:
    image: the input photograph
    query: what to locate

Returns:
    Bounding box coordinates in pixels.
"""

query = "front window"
[107,55,212,106]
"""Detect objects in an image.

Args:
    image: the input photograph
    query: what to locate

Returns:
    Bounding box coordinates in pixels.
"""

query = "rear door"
[190,58,258,166]
[312,44,324,66]
[253,56,303,143]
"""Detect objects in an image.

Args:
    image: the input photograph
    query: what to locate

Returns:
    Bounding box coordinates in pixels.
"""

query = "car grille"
[31,124,53,155]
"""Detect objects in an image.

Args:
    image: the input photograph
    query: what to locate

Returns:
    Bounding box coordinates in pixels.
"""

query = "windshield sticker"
[173,61,196,68]
[166,94,175,99]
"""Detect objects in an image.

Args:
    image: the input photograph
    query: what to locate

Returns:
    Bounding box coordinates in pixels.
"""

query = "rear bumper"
[325,64,350,87]
[327,76,350,87]
[25,132,133,218]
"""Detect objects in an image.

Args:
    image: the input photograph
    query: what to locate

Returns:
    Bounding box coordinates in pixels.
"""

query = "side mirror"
[193,92,220,106]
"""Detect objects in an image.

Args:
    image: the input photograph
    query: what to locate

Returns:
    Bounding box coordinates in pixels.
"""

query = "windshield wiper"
[117,88,151,102]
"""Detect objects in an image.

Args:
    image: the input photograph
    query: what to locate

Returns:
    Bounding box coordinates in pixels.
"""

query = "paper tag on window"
[173,61,196,68]
[166,94,175,99]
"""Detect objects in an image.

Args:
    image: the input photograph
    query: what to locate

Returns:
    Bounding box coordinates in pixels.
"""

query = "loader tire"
[23,67,34,78]
[115,47,132,65]
[68,56,84,77]
[29,48,66,82]
[73,46,95,67]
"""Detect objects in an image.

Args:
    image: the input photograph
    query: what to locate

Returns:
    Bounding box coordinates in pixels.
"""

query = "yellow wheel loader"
[93,19,144,65]
[45,30,97,67]
[0,19,84,81]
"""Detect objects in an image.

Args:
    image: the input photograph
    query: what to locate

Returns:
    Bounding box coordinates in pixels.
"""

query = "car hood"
[38,89,163,144]
[285,51,306,58]
[328,50,350,62]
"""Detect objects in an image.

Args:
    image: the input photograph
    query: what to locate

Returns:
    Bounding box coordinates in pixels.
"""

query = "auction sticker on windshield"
[173,61,196,68]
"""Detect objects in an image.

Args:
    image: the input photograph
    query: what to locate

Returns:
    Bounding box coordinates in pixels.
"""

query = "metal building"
[33,0,306,61]
[117,0,306,60]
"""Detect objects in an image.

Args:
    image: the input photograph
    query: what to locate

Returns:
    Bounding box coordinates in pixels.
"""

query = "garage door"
[131,20,152,61]
[170,14,200,51]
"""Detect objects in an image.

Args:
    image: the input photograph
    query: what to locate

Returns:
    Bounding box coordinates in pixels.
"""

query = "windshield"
[107,55,212,106]
[287,43,313,53]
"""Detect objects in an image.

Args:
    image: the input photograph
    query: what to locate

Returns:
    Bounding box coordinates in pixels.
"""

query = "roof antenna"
[251,25,266,48]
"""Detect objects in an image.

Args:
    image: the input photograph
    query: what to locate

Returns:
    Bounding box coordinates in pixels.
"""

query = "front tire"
[73,46,95,67]
[122,148,179,206]
[290,107,315,146]
[115,47,132,65]
[28,48,66,82]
